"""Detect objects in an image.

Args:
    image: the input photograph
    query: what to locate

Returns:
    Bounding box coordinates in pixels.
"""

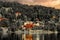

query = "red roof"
[16,12,20,14]
[24,23,34,29]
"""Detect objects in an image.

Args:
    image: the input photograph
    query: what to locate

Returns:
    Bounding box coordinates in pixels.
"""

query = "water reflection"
[44,33,57,40]
[0,32,59,40]
[22,33,59,40]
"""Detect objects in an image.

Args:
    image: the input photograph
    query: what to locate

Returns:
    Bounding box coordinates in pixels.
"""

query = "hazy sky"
[18,0,60,9]
[0,0,60,9]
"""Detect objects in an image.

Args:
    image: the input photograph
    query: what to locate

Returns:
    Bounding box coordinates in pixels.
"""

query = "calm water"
[0,33,59,40]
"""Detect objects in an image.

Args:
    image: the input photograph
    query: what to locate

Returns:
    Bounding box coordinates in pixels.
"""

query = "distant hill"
[0,1,60,17]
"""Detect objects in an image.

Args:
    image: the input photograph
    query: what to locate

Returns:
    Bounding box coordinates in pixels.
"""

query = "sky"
[18,0,60,9]
[0,0,60,9]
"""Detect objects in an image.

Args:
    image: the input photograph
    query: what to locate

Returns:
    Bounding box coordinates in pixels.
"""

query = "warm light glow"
[18,0,60,9]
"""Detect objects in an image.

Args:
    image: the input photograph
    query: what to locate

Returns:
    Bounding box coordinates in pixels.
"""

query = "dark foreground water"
[0,33,60,40]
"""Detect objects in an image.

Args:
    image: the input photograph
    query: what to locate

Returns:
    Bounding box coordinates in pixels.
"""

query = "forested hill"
[0,1,60,19]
